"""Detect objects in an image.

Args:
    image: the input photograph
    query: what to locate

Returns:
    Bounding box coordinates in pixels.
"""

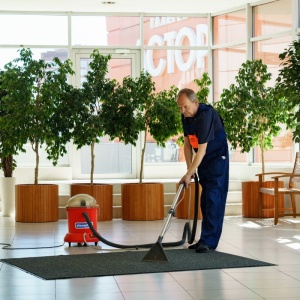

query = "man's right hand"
[179,173,194,188]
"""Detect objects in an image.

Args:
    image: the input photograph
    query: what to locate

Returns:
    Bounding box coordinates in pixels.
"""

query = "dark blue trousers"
[197,138,229,249]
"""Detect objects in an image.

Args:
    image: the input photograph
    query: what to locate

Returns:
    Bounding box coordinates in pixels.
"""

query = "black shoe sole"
[188,243,199,249]
[195,245,214,253]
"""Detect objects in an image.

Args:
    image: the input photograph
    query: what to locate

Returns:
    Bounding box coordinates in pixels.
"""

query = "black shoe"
[195,244,214,253]
[188,242,200,249]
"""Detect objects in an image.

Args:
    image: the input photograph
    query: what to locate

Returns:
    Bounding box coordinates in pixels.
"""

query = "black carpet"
[0,249,275,280]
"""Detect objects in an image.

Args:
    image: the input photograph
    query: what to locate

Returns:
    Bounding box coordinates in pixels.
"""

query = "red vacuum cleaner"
[64,194,100,246]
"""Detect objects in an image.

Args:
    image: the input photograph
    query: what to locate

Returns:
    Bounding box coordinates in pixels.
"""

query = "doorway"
[70,48,141,180]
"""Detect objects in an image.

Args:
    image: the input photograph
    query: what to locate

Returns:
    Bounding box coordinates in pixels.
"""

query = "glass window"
[143,16,207,47]
[253,0,293,165]
[15,144,69,167]
[0,14,68,45]
[0,48,19,69]
[254,35,292,85]
[142,16,208,91]
[144,48,208,92]
[213,45,246,101]
[106,16,140,46]
[213,10,246,45]
[72,16,140,46]
[72,16,108,46]
[254,127,293,164]
[81,137,132,174]
[254,0,292,37]
[0,48,68,69]
[253,35,293,164]
[145,138,181,163]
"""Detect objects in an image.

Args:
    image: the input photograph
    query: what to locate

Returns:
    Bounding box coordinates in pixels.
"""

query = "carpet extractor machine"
[64,174,200,262]
[64,194,100,246]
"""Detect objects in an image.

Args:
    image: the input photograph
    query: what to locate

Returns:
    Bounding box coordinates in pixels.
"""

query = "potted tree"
[0,69,28,217]
[215,59,292,218]
[5,48,76,222]
[102,70,182,220]
[70,49,117,221]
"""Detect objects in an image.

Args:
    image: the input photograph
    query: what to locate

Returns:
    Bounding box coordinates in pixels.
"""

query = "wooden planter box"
[15,184,59,222]
[70,183,113,221]
[242,181,284,218]
[122,183,164,221]
[175,182,202,219]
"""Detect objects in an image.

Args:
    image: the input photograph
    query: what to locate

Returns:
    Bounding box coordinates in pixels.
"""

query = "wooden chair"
[256,152,300,225]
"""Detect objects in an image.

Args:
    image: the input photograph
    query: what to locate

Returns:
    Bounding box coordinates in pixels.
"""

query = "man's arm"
[183,136,193,169]
[180,142,207,187]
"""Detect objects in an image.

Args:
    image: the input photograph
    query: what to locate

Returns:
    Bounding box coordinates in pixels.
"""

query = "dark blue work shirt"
[182,104,224,152]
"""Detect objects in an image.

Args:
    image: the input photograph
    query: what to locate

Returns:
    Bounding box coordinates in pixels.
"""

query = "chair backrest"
[290,152,300,187]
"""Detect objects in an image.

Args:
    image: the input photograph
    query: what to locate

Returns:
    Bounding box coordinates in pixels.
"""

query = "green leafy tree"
[0,74,21,177]
[276,38,300,142]
[194,72,212,104]
[0,57,33,177]
[2,48,76,184]
[102,70,182,183]
[71,49,116,184]
[215,59,290,174]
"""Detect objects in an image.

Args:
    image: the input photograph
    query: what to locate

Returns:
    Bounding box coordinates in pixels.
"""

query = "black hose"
[188,172,199,244]
[83,173,200,249]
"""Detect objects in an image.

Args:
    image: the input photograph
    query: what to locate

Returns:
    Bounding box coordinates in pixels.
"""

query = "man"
[177,88,229,253]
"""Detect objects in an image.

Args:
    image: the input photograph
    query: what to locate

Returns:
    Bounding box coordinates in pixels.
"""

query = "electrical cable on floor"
[0,242,65,250]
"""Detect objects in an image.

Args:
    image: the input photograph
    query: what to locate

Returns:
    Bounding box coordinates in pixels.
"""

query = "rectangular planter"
[175,182,202,219]
[15,184,58,222]
[242,181,284,218]
[122,183,164,221]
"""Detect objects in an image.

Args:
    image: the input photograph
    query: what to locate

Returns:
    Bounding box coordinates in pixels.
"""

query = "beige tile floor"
[0,215,300,300]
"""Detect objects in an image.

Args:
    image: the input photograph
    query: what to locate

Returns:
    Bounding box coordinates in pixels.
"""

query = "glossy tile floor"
[0,215,300,300]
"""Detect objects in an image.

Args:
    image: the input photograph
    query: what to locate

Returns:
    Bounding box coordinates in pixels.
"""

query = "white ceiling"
[0,0,264,14]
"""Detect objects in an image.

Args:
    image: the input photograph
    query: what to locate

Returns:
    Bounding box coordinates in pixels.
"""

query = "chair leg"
[274,193,279,225]
[290,194,296,218]
[258,191,263,218]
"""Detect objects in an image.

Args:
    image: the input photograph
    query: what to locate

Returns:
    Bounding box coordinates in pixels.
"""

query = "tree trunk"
[140,129,147,184]
[260,132,265,180]
[34,141,39,185]
[1,155,13,177]
[91,141,95,185]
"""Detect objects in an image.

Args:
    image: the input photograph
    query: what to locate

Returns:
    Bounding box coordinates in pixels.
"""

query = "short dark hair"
[177,88,197,102]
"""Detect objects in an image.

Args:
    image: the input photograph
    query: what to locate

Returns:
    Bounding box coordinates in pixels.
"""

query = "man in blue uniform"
[177,88,229,253]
